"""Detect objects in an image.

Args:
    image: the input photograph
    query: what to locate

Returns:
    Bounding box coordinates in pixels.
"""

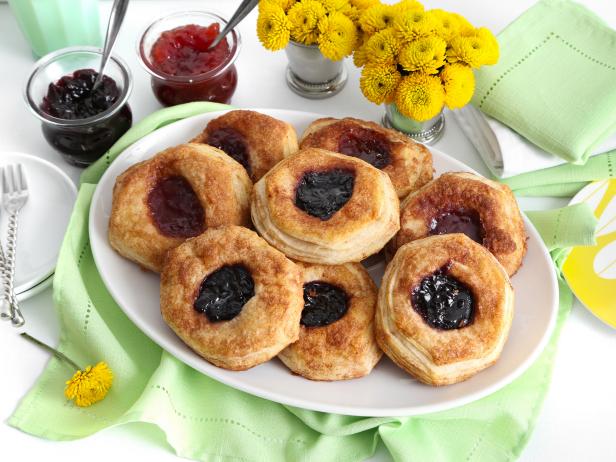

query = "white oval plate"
[0,152,77,298]
[89,109,558,417]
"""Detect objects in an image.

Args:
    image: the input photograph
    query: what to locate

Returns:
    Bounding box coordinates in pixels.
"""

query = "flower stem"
[20,332,81,371]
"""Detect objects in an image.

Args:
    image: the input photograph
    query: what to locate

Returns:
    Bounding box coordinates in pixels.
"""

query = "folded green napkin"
[500,150,616,197]
[472,0,616,165]
[9,102,597,462]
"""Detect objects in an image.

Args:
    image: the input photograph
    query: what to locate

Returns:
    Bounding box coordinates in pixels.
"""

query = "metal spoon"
[92,0,130,89]
[208,0,260,50]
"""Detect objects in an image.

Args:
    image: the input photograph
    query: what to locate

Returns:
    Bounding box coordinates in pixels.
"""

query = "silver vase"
[284,41,347,99]
[383,104,445,144]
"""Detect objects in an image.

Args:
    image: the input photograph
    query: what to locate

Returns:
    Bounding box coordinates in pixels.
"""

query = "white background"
[1,0,615,460]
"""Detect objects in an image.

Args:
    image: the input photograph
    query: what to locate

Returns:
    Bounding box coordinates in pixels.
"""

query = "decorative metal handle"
[4,210,24,327]
[93,0,130,89]
[0,246,12,321]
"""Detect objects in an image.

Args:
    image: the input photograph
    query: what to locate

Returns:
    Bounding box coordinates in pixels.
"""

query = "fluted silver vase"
[284,41,347,99]
[382,104,445,144]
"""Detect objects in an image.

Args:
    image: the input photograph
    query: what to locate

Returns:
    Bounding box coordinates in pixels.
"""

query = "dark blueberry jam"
[295,169,355,220]
[39,68,132,166]
[205,127,251,176]
[41,69,119,120]
[301,281,349,327]
[338,127,391,169]
[194,264,255,322]
[429,209,484,244]
[147,176,205,238]
[411,266,474,330]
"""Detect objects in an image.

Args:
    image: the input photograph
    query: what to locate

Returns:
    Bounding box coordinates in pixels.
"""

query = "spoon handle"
[93,0,130,88]
[209,0,260,49]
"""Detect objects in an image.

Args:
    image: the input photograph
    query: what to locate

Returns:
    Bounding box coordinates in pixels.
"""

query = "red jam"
[147,176,205,238]
[148,23,238,106]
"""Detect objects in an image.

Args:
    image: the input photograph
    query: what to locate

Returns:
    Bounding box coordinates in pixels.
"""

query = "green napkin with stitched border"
[472,0,616,165]
[8,102,597,462]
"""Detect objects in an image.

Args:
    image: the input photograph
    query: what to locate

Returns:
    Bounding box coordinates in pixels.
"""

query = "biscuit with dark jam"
[294,169,355,220]
[205,127,251,175]
[338,127,391,169]
[301,281,349,327]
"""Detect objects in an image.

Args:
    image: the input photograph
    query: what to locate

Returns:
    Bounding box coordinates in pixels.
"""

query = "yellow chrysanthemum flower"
[359,3,396,35]
[349,0,379,10]
[360,63,401,104]
[320,0,349,13]
[393,9,438,42]
[257,3,292,50]
[318,11,357,61]
[363,28,401,65]
[440,63,475,109]
[392,0,424,15]
[259,0,296,13]
[288,0,327,45]
[446,28,497,68]
[353,43,369,67]
[451,12,475,36]
[395,73,445,121]
[398,36,446,74]
[472,27,499,65]
[430,9,461,41]
[65,362,114,407]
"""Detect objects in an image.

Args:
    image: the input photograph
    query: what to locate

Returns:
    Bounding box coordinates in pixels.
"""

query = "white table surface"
[1,1,615,460]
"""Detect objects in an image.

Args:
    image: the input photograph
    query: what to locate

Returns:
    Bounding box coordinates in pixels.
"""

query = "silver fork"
[2,164,28,327]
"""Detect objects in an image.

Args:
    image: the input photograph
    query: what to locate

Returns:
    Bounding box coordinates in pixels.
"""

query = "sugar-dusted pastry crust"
[251,148,400,264]
[192,109,299,181]
[108,143,252,272]
[387,172,527,276]
[160,226,304,371]
[299,117,433,199]
[278,262,382,381]
[376,234,514,386]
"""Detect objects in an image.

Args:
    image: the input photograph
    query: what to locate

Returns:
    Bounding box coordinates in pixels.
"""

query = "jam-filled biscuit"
[109,143,252,272]
[278,262,382,381]
[160,226,304,371]
[192,109,299,181]
[299,117,433,199]
[376,234,514,386]
[251,148,400,264]
[387,172,527,276]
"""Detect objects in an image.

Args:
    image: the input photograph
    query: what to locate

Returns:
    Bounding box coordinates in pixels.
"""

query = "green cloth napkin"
[472,0,616,165]
[8,103,597,462]
[500,150,616,197]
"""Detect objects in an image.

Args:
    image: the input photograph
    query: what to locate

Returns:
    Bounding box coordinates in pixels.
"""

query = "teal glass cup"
[8,0,101,57]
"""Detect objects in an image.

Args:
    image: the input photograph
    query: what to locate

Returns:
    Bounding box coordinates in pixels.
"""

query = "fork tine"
[2,168,9,194]
[17,164,27,191]
[8,165,17,193]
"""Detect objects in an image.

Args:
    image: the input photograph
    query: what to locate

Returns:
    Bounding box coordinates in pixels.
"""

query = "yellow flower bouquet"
[355,0,499,124]
[257,0,368,60]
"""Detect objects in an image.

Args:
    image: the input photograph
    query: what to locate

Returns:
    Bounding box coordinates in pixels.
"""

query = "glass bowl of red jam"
[24,46,133,167]
[138,11,241,107]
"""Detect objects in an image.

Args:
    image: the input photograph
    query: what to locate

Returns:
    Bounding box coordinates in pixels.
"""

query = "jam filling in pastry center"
[411,265,474,330]
[338,128,392,169]
[301,281,349,327]
[294,169,355,220]
[429,209,485,245]
[147,176,205,238]
[194,264,255,322]
[205,127,251,175]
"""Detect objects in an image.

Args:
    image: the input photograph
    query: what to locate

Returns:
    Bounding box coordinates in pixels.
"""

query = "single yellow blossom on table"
[257,3,292,50]
[393,9,438,42]
[440,63,475,109]
[65,362,114,407]
[288,0,327,45]
[360,63,401,104]
[395,73,445,121]
[398,36,446,74]
[318,11,357,61]
[359,3,396,34]
[362,28,401,65]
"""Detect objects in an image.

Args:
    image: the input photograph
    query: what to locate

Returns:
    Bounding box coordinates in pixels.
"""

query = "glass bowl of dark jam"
[138,11,241,107]
[24,46,133,167]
